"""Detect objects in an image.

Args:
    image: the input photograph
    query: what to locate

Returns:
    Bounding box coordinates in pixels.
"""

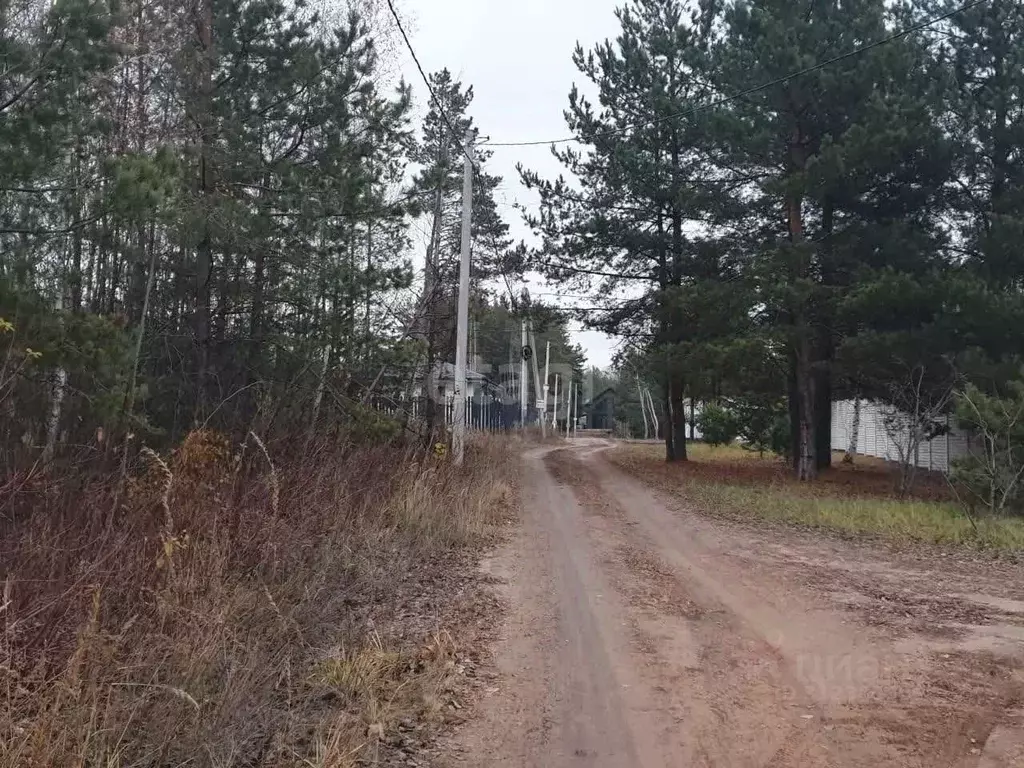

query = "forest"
[1,0,584,470]
[522,0,1024,506]
[5,0,1023,505]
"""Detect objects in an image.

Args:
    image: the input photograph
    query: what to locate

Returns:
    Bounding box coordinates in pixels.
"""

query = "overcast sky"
[389,0,625,369]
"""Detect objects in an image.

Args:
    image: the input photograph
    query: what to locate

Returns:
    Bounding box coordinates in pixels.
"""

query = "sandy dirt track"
[442,439,1024,767]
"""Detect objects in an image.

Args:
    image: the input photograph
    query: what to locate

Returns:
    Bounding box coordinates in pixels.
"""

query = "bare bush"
[951,380,1024,517]
[878,364,955,498]
[0,430,517,767]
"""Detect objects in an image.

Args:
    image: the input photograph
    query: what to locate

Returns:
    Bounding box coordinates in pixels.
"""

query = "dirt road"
[443,440,1024,768]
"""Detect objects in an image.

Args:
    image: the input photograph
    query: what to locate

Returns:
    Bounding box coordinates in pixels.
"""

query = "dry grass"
[623,441,954,500]
[0,429,518,767]
[310,630,461,765]
[611,443,1024,554]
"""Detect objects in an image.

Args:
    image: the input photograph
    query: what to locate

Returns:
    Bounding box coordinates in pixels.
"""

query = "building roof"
[437,362,489,382]
[585,386,616,407]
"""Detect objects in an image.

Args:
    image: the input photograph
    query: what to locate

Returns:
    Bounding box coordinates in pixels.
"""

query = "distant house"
[584,387,616,430]
[415,362,494,401]
[403,362,513,431]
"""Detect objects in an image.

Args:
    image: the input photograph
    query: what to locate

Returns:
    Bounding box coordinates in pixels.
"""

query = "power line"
[384,0,476,167]
[481,0,989,149]
[549,306,637,313]
[532,291,635,301]
[537,261,660,282]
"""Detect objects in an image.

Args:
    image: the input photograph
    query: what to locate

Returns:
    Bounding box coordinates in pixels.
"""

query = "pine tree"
[930,0,1024,286]
[520,0,739,462]
[711,0,951,478]
[1,0,423,462]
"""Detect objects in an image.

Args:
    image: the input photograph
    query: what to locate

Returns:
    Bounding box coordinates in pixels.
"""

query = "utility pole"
[529,322,546,439]
[573,382,578,438]
[553,374,560,431]
[520,319,528,427]
[452,129,474,466]
[542,341,551,424]
[572,381,578,437]
[566,380,573,438]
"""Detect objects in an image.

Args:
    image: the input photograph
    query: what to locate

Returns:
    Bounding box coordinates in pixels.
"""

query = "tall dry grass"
[0,430,517,767]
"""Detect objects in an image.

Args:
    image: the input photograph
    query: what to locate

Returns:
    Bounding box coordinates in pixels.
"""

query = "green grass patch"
[692,481,1024,551]
[626,441,763,461]
[610,444,1024,554]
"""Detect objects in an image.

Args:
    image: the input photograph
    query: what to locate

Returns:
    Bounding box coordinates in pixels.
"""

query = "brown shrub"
[0,431,517,767]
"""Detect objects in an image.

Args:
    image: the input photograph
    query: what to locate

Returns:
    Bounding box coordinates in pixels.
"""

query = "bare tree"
[636,373,649,440]
[878,365,955,497]
[646,388,660,440]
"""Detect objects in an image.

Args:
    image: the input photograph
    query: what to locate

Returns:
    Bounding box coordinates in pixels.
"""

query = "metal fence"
[829,399,971,473]
[368,394,529,432]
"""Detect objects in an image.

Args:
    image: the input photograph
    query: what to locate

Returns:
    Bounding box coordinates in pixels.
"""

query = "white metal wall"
[830,399,971,473]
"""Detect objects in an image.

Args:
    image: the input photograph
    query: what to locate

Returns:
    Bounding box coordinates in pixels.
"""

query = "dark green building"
[585,387,616,430]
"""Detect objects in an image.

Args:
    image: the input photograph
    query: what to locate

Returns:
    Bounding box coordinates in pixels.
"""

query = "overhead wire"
[388,0,991,353]
[384,0,478,167]
[480,0,990,148]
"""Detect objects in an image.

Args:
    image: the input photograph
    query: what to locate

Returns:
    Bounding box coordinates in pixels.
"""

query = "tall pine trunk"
[670,376,687,461]
[815,198,836,470]
[788,233,817,480]
[794,330,817,480]
[364,217,373,361]
[815,365,832,469]
[194,0,214,419]
[788,122,817,480]
[663,382,675,461]
[789,358,800,470]
[43,290,67,463]
[418,138,447,444]
[69,136,84,312]
[667,121,687,461]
